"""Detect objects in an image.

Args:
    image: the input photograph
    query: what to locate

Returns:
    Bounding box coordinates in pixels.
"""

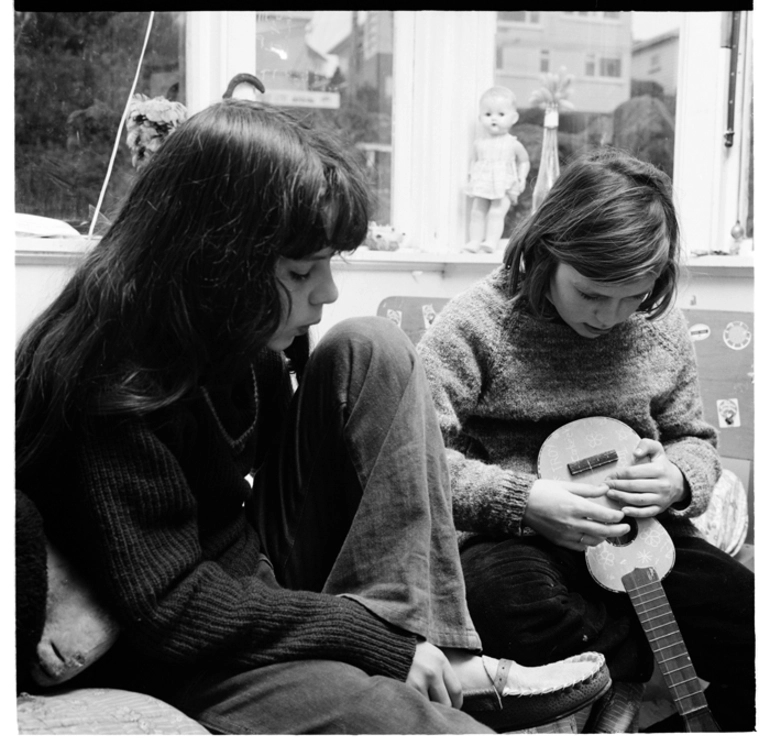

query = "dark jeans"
[461,533,755,731]
[172,317,490,734]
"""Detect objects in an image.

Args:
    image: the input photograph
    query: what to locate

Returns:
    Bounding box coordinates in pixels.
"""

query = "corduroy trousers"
[460,533,755,731]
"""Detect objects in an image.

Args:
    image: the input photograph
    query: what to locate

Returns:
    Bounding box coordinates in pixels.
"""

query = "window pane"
[495,10,679,233]
[15,11,186,231]
[255,11,394,225]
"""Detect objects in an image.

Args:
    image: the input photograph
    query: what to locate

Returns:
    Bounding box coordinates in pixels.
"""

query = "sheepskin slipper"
[461,652,611,732]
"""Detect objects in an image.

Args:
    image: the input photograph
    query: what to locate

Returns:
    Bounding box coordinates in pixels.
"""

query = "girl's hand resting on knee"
[605,439,689,518]
[524,479,630,551]
[407,641,463,708]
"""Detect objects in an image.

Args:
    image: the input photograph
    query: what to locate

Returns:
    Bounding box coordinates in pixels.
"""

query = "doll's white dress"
[466,134,522,200]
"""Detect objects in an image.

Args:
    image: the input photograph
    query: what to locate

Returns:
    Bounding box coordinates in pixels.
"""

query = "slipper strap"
[493,658,511,697]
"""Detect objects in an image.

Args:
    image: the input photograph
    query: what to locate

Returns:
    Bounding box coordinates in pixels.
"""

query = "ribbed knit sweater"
[417,266,720,543]
[17,348,416,690]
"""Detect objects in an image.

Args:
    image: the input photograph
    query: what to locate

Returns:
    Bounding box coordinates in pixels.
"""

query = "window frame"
[673,11,753,259]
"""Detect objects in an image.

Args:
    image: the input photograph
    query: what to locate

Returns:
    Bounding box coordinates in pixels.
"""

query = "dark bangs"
[507,148,681,321]
[566,191,678,319]
[278,126,370,260]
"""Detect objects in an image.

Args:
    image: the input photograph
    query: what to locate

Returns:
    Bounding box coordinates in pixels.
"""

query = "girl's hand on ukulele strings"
[605,439,688,518]
[525,479,631,551]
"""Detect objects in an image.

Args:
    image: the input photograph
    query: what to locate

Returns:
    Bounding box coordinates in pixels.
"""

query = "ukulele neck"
[622,566,718,732]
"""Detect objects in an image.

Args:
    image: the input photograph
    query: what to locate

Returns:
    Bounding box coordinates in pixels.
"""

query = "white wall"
[16,242,754,344]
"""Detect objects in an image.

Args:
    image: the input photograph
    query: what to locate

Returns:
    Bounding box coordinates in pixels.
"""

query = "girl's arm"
[607,310,721,520]
[657,311,722,516]
[418,299,533,537]
[72,415,416,680]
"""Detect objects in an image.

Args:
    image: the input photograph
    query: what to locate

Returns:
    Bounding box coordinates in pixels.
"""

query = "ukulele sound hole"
[607,517,638,547]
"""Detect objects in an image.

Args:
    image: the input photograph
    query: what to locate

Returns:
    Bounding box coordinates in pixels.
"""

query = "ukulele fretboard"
[622,566,714,728]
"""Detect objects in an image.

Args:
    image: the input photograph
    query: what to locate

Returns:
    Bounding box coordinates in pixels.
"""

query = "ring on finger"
[579,533,585,544]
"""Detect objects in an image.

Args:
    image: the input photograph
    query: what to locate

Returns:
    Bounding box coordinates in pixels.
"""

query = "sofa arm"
[17,688,209,735]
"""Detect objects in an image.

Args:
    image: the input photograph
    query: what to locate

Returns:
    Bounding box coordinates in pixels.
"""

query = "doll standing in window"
[464,87,530,254]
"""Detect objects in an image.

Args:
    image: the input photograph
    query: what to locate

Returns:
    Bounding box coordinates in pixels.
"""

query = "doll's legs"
[256,316,479,649]
[464,197,489,252]
[483,197,511,251]
[464,197,510,253]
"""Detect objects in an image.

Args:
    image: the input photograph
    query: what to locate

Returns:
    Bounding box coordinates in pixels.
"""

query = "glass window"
[14,10,394,231]
[600,57,622,78]
[254,11,394,225]
[14,11,186,232]
[495,10,679,234]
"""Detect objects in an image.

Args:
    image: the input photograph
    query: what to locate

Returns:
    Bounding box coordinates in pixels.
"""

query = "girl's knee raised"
[315,316,416,370]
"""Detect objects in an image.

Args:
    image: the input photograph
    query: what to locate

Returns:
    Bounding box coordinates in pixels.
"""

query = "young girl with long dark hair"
[15,99,609,735]
[418,149,755,732]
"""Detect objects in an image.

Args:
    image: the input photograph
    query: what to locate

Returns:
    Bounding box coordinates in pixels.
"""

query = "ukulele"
[537,417,720,732]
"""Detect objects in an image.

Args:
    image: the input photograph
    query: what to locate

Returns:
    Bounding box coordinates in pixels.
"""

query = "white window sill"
[685,253,754,278]
[15,236,98,265]
[334,247,505,273]
[15,237,755,281]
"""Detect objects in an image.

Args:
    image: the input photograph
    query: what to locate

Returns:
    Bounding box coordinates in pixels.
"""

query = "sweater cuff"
[494,471,534,535]
[667,455,719,520]
[340,597,417,681]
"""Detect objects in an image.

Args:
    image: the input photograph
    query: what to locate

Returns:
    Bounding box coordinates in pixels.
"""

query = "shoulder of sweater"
[420,267,510,353]
[632,306,691,357]
[438,266,510,327]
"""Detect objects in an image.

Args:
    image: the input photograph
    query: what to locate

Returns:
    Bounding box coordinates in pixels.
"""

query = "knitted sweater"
[16,348,416,691]
[417,266,720,543]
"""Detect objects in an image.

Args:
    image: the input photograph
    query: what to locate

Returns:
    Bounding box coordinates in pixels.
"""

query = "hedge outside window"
[14,11,186,232]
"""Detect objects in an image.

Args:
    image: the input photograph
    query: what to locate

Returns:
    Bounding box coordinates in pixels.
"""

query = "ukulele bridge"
[567,449,618,476]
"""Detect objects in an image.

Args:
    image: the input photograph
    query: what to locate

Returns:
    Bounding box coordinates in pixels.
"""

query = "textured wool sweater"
[17,348,416,690]
[417,266,720,543]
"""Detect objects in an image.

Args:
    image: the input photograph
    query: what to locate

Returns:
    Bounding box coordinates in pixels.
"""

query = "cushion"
[17,688,209,735]
[691,469,749,557]
[30,540,120,687]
